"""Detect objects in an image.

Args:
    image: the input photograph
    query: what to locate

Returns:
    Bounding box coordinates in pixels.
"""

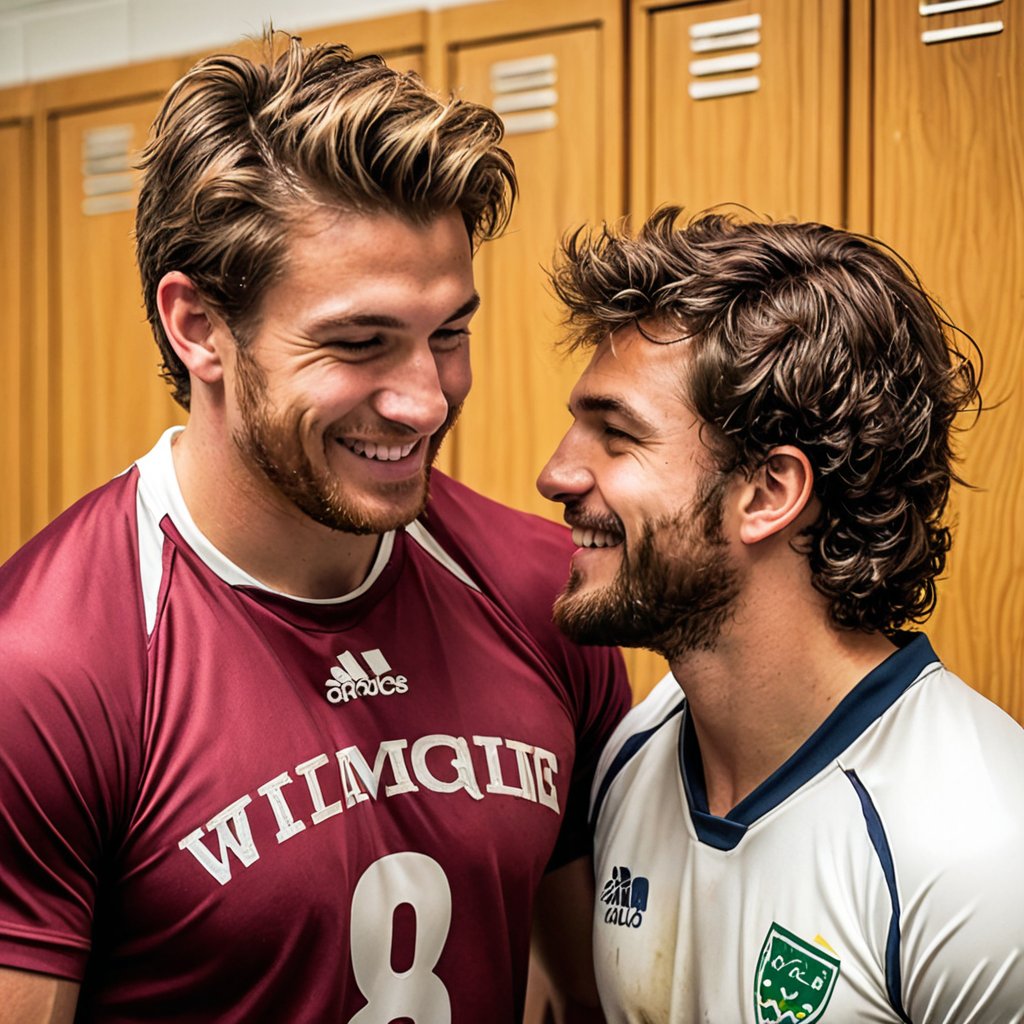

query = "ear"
[156,271,225,385]
[737,446,814,546]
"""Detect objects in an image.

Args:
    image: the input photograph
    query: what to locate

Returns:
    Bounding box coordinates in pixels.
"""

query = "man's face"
[537,327,742,660]
[226,207,476,534]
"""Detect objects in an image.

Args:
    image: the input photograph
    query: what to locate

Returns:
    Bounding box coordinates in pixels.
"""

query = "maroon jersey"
[0,429,629,1023]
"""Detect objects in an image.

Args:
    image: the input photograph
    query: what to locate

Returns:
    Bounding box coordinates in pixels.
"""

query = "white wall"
[0,0,483,87]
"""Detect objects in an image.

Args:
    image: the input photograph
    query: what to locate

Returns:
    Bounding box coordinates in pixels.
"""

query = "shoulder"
[422,471,578,605]
[1,469,146,649]
[591,673,684,824]
[0,468,149,737]
[419,471,631,728]
[845,664,1024,1015]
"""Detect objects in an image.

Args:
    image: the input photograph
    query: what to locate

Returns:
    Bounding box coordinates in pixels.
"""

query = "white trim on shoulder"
[404,518,481,592]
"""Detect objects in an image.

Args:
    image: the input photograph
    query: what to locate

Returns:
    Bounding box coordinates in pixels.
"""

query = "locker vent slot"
[491,54,559,136]
[920,0,1002,14]
[921,20,1004,43]
[81,124,136,216]
[688,13,762,100]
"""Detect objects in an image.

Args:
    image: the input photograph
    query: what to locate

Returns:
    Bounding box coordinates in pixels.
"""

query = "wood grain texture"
[872,3,1023,723]
[446,21,620,521]
[635,0,845,224]
[52,99,186,514]
[0,122,29,562]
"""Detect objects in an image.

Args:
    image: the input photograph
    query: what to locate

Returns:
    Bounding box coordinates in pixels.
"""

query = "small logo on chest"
[324,648,408,704]
[600,865,649,928]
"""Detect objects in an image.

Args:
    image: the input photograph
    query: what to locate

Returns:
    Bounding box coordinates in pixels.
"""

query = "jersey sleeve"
[546,639,631,870]
[0,480,146,980]
[891,683,1024,1023]
[901,825,1024,1023]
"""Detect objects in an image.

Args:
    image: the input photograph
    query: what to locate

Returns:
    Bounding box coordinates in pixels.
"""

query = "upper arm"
[0,968,78,1024]
[531,854,603,1018]
[901,831,1024,1024]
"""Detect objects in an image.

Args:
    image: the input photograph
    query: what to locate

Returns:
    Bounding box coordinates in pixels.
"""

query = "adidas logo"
[324,648,408,705]
[600,865,649,929]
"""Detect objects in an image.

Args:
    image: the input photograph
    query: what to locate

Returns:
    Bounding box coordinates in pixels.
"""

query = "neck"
[669,598,896,817]
[170,424,382,599]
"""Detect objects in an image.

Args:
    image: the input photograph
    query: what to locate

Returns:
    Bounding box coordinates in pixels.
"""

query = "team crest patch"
[754,922,840,1023]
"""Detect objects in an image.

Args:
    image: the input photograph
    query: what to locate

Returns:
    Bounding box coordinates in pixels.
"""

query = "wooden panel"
[52,99,186,512]
[182,15,425,76]
[300,10,425,69]
[446,17,620,515]
[0,121,30,561]
[635,0,845,223]
[449,27,599,520]
[872,5,1023,722]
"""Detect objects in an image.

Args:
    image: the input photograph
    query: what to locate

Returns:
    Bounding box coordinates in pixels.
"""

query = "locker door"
[635,0,845,222]
[872,4,1023,722]
[448,27,614,520]
[0,121,29,561]
[52,99,186,512]
[299,11,425,77]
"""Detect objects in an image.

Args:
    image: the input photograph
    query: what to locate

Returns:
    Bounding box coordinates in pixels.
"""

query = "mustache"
[562,502,625,538]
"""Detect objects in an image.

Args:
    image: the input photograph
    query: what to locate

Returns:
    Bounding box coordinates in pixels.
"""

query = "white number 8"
[347,852,453,1024]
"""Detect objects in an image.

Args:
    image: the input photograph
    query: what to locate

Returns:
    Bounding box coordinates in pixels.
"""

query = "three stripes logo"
[600,865,649,929]
[324,648,409,705]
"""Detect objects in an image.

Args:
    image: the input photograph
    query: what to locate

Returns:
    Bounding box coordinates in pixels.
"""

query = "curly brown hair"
[136,32,516,409]
[550,207,982,634]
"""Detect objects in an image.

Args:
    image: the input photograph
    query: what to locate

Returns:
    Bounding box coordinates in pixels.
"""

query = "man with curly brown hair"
[538,208,1024,1023]
[0,36,629,1023]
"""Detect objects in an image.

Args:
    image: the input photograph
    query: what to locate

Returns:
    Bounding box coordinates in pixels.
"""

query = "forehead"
[260,205,475,318]
[570,326,693,425]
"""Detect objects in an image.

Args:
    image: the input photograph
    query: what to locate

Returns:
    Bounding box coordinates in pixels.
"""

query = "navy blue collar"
[679,633,939,850]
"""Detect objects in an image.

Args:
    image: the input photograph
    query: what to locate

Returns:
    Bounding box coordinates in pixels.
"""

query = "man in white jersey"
[537,209,1024,1023]
[0,35,630,1022]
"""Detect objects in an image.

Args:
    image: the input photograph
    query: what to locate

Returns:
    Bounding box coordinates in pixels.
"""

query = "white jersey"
[591,634,1024,1024]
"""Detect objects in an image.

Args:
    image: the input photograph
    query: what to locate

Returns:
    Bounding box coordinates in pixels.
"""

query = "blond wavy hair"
[551,208,982,634]
[136,33,516,408]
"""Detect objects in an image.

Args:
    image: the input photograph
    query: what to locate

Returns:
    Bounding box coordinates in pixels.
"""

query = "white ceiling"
[0,0,62,11]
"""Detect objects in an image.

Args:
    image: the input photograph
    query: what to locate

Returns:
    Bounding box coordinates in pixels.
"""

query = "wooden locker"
[0,115,30,562]
[870,2,1023,723]
[633,0,845,223]
[298,10,426,75]
[51,97,186,513]
[441,5,622,522]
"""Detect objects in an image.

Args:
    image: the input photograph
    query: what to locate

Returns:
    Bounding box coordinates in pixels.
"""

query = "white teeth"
[572,527,621,549]
[341,438,417,461]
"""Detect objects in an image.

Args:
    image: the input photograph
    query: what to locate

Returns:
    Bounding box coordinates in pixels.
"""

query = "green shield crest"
[754,922,840,1023]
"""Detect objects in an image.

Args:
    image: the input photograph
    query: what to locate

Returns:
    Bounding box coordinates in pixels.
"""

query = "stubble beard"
[232,348,460,535]
[553,475,742,661]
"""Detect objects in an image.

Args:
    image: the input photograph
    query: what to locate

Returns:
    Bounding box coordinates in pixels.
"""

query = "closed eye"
[328,337,384,354]
[431,328,470,352]
[603,424,635,443]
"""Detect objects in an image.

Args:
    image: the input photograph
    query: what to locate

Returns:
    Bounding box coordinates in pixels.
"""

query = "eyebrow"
[307,293,481,333]
[572,394,655,434]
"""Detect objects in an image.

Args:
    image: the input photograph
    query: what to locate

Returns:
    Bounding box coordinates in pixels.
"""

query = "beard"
[553,474,741,661]
[231,347,459,535]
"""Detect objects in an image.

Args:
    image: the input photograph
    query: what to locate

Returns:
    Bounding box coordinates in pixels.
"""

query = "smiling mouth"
[571,527,623,549]
[339,438,420,462]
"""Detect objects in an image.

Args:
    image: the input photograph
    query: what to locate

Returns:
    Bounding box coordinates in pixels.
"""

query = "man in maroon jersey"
[0,36,629,1023]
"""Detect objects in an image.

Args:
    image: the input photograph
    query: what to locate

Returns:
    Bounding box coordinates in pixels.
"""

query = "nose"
[537,428,595,505]
[373,344,453,436]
